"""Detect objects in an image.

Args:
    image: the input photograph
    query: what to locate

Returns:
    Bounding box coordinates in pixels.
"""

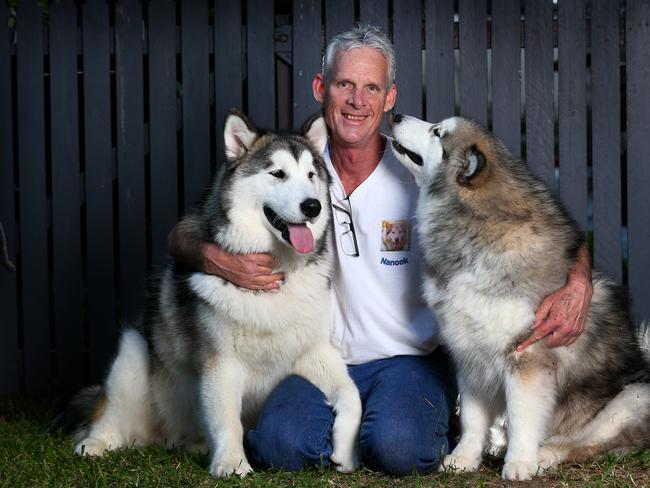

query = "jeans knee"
[247,410,332,471]
[360,421,448,475]
[247,428,329,471]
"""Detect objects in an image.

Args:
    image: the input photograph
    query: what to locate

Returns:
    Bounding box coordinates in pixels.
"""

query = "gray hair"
[322,24,396,88]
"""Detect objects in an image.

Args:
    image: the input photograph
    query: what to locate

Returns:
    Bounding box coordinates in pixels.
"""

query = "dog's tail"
[638,320,650,364]
[49,385,106,442]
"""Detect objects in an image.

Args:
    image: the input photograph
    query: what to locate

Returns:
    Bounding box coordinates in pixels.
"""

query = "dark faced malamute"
[391,114,650,480]
[67,110,361,477]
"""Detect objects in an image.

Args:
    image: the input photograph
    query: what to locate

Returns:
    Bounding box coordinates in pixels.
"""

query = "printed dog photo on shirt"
[381,220,410,251]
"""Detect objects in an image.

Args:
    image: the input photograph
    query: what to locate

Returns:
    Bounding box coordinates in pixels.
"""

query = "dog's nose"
[300,199,321,218]
[393,114,403,124]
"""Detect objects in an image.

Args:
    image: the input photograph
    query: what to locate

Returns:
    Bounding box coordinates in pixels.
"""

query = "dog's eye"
[308,171,316,179]
[270,169,286,179]
[433,126,441,137]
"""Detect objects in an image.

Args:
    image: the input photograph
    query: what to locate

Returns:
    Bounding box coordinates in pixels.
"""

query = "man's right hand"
[168,220,284,291]
[201,243,284,291]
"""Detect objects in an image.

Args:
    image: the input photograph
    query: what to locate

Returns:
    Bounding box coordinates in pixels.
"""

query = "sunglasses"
[332,197,360,257]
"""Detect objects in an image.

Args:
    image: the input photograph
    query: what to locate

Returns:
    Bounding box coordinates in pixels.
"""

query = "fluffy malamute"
[391,114,650,480]
[66,110,361,477]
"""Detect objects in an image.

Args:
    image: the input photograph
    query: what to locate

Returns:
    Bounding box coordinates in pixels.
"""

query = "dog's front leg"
[200,356,252,478]
[440,383,493,472]
[502,354,556,481]
[294,343,362,473]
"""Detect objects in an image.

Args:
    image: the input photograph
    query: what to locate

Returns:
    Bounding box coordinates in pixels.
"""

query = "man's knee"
[247,420,331,471]
[246,375,334,471]
[360,418,449,475]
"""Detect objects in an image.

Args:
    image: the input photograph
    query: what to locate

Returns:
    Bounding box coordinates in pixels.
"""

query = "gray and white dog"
[391,114,650,481]
[69,110,361,477]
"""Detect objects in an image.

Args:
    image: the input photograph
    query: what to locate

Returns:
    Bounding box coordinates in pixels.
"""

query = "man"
[169,25,592,474]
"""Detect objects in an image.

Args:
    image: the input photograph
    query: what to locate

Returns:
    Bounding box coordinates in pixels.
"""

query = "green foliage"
[7,0,51,28]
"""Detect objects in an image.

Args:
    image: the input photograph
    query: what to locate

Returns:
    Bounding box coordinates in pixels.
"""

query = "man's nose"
[347,88,365,107]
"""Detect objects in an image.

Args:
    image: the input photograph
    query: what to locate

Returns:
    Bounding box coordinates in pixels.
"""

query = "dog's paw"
[74,437,109,457]
[538,445,565,470]
[438,453,481,472]
[331,445,360,473]
[185,441,209,455]
[209,455,253,478]
[501,459,540,481]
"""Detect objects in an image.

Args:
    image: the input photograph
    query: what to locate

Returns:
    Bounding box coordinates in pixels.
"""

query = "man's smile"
[343,113,369,121]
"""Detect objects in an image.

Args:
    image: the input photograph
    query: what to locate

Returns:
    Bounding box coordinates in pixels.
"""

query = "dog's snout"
[393,114,403,124]
[300,199,321,218]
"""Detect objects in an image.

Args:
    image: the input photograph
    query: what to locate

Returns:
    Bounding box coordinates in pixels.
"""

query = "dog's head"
[390,114,495,191]
[382,220,408,250]
[213,109,330,254]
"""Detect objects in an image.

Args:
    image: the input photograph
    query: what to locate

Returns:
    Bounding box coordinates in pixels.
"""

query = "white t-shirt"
[324,139,439,365]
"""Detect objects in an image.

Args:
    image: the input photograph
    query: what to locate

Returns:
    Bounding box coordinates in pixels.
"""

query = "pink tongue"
[288,224,314,254]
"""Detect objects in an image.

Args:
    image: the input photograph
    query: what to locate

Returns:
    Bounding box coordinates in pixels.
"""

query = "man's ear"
[312,73,325,104]
[457,145,487,186]
[301,111,328,155]
[223,108,259,161]
[383,83,397,112]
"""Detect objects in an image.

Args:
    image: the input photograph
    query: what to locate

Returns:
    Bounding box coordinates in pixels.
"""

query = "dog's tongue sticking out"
[288,224,314,254]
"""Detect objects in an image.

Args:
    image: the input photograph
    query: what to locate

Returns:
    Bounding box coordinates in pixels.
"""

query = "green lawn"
[1,396,648,487]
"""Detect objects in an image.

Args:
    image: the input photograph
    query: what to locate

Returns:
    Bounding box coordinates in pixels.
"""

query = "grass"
[1,396,648,488]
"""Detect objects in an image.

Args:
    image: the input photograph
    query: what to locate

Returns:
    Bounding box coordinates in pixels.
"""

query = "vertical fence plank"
[215,0,242,164]
[558,0,587,231]
[523,0,554,188]
[181,0,210,208]
[0,14,19,393]
[324,0,354,40]
[115,0,146,321]
[83,1,116,381]
[16,1,50,393]
[626,1,650,321]
[148,0,178,266]
[458,0,487,125]
[247,1,275,128]
[293,0,322,126]
[425,0,455,122]
[591,0,621,282]
[393,0,422,118]
[50,0,84,389]
[491,0,521,156]
[360,0,387,33]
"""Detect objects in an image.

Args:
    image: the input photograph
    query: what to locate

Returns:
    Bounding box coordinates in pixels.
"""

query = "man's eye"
[270,169,286,179]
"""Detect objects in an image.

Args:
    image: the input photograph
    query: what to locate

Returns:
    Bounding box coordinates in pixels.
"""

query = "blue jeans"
[247,352,456,475]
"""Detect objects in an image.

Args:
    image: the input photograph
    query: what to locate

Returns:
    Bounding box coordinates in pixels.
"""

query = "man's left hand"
[517,245,593,352]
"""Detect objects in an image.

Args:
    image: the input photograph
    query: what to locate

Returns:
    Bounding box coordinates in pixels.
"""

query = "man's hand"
[517,245,593,352]
[201,243,284,291]
[168,220,284,291]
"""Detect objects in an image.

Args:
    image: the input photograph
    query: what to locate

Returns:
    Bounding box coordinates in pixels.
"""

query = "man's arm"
[168,217,284,291]
[517,244,593,351]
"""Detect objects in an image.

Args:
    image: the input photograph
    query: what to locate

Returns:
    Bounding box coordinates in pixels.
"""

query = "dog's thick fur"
[67,110,362,477]
[391,115,650,480]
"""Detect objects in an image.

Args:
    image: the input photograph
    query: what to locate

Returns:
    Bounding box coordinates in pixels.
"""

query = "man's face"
[313,47,397,149]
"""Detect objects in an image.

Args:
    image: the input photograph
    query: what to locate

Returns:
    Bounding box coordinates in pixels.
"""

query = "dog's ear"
[224,108,259,161]
[301,111,328,155]
[457,145,487,186]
